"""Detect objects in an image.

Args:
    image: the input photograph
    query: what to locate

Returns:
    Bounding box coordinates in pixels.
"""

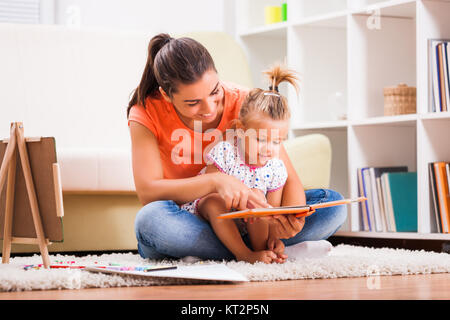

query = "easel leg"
[0,123,17,196]
[1,149,16,264]
[15,123,50,268]
[1,123,17,264]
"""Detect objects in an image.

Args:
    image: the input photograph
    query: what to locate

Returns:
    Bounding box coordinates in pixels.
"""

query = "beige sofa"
[0,24,331,253]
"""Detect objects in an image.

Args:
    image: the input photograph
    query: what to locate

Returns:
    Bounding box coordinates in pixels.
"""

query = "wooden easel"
[0,122,63,268]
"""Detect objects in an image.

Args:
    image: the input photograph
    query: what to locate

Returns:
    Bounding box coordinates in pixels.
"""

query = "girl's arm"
[266,188,283,208]
[265,188,289,263]
[264,145,307,239]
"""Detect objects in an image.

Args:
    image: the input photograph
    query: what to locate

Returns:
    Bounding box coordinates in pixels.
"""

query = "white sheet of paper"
[84,264,249,283]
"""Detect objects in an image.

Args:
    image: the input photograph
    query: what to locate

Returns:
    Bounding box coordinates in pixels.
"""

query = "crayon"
[22,263,177,272]
[144,266,177,272]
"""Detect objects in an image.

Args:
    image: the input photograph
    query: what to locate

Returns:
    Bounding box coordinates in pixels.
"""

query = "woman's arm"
[203,163,269,210]
[130,121,217,205]
[130,121,269,210]
[279,145,306,206]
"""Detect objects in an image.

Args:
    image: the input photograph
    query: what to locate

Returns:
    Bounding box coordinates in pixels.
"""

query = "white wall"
[53,0,233,35]
[0,0,241,148]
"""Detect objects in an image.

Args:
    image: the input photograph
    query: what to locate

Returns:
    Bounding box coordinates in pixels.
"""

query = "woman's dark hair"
[127,33,217,118]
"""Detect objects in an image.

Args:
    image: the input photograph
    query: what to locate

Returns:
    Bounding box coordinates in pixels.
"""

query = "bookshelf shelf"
[291,10,348,28]
[420,111,450,121]
[291,113,450,129]
[290,114,419,130]
[351,114,417,127]
[334,231,450,240]
[235,0,450,239]
[291,120,348,131]
[349,0,417,18]
[239,22,288,38]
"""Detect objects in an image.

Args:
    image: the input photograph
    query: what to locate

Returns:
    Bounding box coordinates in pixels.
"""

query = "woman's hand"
[244,188,269,223]
[263,215,305,240]
[248,188,269,209]
[212,172,270,211]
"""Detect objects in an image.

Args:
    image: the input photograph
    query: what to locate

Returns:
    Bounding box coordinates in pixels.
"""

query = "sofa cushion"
[283,134,331,190]
[58,148,134,192]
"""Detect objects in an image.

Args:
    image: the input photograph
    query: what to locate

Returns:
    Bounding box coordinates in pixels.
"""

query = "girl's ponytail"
[239,63,299,123]
[263,64,299,95]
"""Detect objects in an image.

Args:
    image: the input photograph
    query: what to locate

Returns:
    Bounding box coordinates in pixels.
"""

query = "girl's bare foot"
[236,250,277,264]
[268,238,288,263]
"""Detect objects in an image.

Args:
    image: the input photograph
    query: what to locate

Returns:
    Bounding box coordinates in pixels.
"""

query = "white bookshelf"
[235,0,450,240]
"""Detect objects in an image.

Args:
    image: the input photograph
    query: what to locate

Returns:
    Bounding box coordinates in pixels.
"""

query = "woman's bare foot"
[236,250,277,264]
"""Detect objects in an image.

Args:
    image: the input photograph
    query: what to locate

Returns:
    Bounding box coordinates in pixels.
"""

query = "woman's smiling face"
[159,69,224,129]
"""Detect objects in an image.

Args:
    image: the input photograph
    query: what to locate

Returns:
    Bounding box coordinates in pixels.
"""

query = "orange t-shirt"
[128,82,249,179]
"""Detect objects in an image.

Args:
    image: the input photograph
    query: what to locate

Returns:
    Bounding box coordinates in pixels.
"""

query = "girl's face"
[238,116,289,167]
[159,69,224,130]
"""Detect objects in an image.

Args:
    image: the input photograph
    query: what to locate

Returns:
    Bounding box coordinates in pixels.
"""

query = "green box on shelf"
[282,3,287,21]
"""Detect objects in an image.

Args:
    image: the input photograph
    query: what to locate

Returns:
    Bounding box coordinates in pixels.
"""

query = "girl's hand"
[212,172,270,211]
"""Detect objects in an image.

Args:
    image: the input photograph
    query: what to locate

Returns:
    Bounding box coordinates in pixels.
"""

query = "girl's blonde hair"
[238,64,299,125]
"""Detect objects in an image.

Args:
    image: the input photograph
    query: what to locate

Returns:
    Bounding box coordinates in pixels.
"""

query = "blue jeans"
[134,189,347,260]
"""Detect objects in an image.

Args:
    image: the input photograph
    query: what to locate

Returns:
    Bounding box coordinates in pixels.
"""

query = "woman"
[127,33,346,261]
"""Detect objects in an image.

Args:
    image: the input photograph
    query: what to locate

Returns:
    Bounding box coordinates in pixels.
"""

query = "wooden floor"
[0,273,449,300]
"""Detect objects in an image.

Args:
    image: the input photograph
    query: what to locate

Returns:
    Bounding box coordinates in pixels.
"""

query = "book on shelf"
[447,163,450,187]
[428,163,442,233]
[381,173,396,232]
[361,168,375,231]
[357,166,411,232]
[429,162,450,233]
[443,43,450,110]
[429,39,450,112]
[369,168,384,232]
[384,172,418,232]
[357,168,370,231]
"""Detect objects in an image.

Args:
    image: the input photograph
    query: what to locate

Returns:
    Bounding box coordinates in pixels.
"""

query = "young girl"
[181,64,299,264]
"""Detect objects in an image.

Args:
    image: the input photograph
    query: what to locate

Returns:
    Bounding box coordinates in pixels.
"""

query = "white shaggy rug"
[1,244,449,292]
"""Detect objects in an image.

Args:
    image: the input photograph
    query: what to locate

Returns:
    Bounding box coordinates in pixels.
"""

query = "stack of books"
[429,162,450,234]
[357,167,417,232]
[429,39,450,112]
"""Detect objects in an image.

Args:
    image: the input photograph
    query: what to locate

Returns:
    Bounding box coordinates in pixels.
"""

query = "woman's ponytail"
[127,33,173,117]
